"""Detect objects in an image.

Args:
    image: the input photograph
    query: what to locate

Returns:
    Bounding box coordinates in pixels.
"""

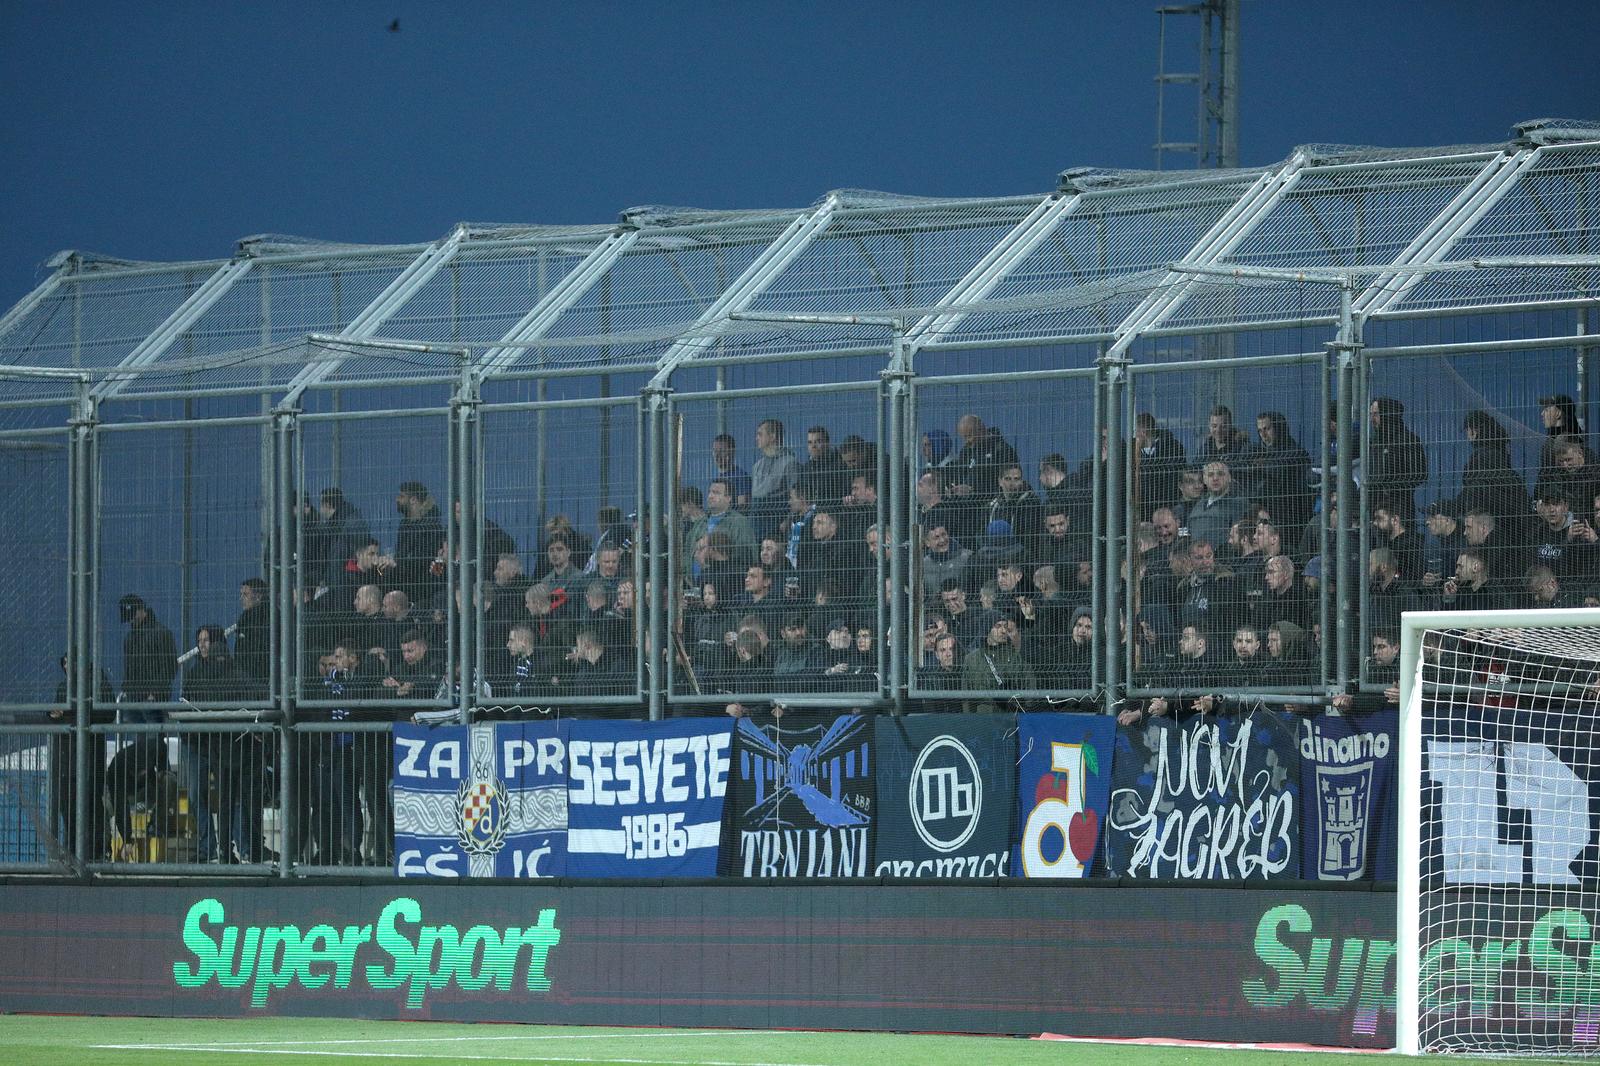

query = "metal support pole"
[1090,361,1104,694]
[1318,348,1334,690]
[1332,283,1360,690]
[69,383,96,867]
[1580,305,1593,442]
[452,364,481,722]
[1101,354,1125,715]
[883,327,911,713]
[272,406,298,878]
[644,387,670,721]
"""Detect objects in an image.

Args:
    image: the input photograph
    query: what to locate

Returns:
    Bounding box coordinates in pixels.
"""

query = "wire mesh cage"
[669,384,886,708]
[909,370,1099,708]
[479,398,643,711]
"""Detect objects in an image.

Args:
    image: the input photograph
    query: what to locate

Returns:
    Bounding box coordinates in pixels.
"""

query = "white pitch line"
[102,1030,821,1048]
[89,1046,833,1066]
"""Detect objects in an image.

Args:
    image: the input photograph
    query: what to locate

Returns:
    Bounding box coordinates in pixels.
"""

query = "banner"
[733,714,873,878]
[1013,712,1116,879]
[1106,711,1301,880]
[873,714,1014,878]
[564,718,733,878]
[392,721,567,879]
[1300,708,1396,882]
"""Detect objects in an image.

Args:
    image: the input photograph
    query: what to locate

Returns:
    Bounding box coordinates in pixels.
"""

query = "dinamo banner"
[1013,712,1117,879]
[731,713,873,878]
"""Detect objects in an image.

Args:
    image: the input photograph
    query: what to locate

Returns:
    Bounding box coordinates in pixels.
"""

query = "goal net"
[1399,608,1600,1056]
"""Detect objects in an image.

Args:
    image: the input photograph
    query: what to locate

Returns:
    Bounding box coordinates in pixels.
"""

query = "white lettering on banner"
[874,852,1010,877]
[568,734,731,806]
[502,737,565,777]
[396,737,462,779]
[568,821,722,855]
[397,849,463,877]
[1427,740,1588,886]
[1108,719,1295,879]
[740,828,871,877]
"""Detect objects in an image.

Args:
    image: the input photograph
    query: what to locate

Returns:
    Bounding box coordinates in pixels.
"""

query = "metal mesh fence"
[0,433,70,707]
[909,371,1099,707]
[298,412,452,707]
[95,420,271,710]
[669,385,885,707]
[479,399,642,710]
[2,127,1600,877]
[1125,356,1327,697]
[288,721,391,872]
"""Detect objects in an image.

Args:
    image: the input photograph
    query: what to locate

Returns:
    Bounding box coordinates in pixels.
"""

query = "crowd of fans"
[45,394,1597,863]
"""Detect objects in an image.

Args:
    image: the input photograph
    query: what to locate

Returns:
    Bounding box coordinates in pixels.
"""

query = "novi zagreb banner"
[564,718,733,878]
[392,721,568,878]
[1013,712,1117,879]
[733,714,873,878]
[1300,708,1396,882]
[1106,710,1301,881]
[873,714,1014,878]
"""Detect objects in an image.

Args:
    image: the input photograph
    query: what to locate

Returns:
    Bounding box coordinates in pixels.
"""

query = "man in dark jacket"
[1368,397,1428,523]
[393,481,446,603]
[1247,412,1315,543]
[119,594,177,711]
[233,577,272,687]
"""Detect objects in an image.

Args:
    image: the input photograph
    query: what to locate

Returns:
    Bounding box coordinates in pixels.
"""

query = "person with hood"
[1261,620,1311,688]
[1538,393,1591,477]
[920,522,972,603]
[1455,409,1530,538]
[1247,412,1315,543]
[961,614,1036,712]
[1047,607,1095,689]
[1368,397,1428,523]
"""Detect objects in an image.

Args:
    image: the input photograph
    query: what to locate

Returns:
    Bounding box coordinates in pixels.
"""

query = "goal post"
[1399,606,1600,1056]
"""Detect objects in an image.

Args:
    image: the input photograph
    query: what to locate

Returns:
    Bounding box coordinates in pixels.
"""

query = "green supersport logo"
[1243,904,1395,1020]
[1421,908,1600,1014]
[173,897,561,1008]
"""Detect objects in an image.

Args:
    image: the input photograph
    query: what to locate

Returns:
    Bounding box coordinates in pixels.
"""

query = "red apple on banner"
[1068,808,1099,864]
[1034,771,1070,808]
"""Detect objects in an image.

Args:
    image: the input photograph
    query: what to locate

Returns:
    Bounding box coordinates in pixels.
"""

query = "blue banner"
[1013,713,1116,879]
[1299,708,1396,882]
[564,718,733,878]
[733,714,873,878]
[1106,711,1301,880]
[874,714,1014,878]
[392,721,568,878]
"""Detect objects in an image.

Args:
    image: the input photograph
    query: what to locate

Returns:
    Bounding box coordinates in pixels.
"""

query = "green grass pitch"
[0,1016,1580,1066]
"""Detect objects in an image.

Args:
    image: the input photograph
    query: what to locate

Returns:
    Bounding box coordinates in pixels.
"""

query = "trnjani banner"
[732,714,873,878]
[392,721,567,878]
[1013,712,1117,879]
[1299,708,1397,882]
[1106,711,1301,880]
[873,714,1015,878]
[564,718,734,878]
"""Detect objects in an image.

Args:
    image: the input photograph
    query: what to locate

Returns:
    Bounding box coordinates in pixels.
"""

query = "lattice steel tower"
[1154,0,1240,169]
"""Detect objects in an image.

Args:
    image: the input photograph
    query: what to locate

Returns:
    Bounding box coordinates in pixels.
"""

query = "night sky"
[3,1,1597,310]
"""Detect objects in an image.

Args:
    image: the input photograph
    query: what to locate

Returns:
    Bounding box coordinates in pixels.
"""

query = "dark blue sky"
[2,1,1597,312]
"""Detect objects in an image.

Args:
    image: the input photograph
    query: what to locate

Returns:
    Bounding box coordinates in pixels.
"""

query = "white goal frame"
[1398,606,1600,1056]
